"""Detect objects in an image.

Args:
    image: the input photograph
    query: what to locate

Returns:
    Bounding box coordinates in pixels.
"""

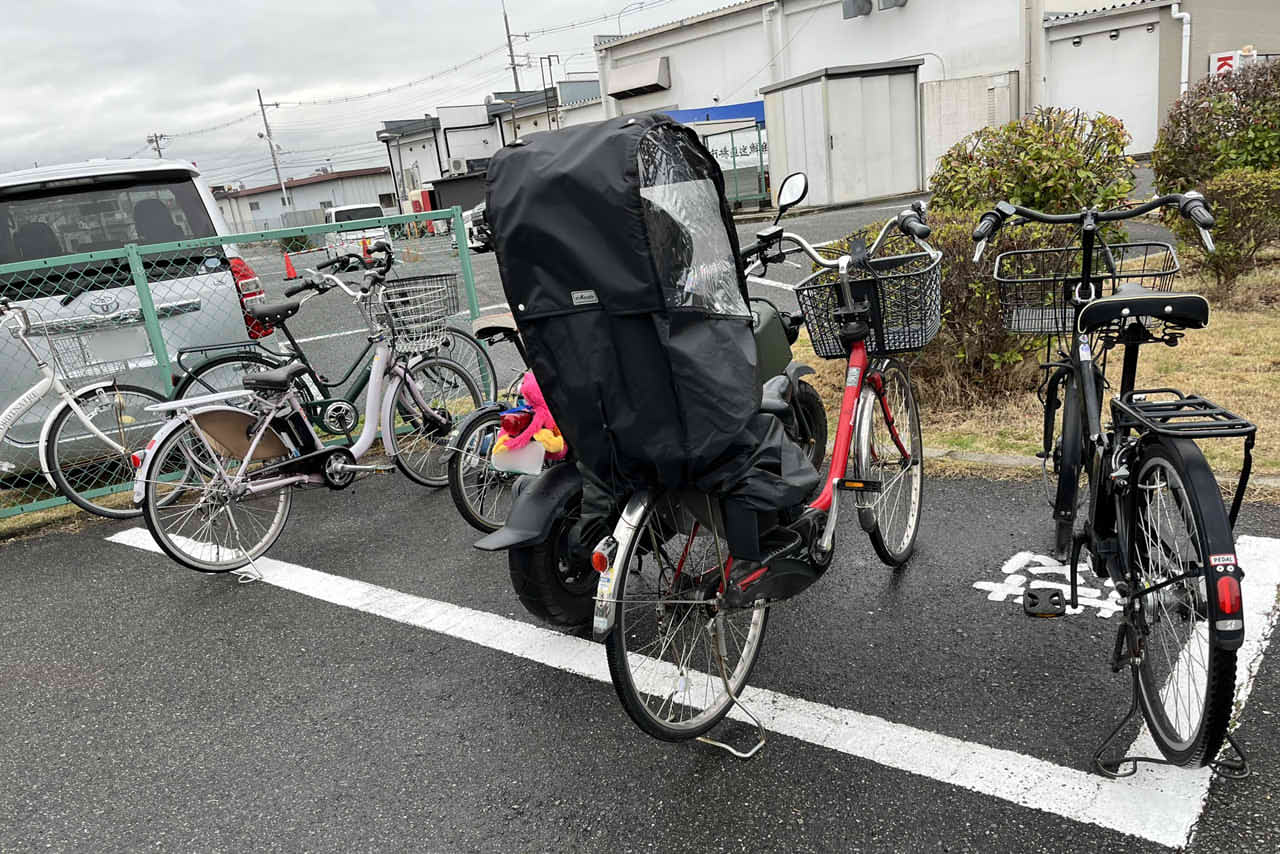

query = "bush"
[819,209,1076,407]
[278,235,312,253]
[1153,60,1280,191]
[929,107,1135,214]
[1171,167,1280,293]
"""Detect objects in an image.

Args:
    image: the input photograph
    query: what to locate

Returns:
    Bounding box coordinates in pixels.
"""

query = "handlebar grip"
[1183,198,1215,229]
[739,241,763,262]
[899,214,931,241]
[284,283,311,298]
[972,213,1000,242]
[316,256,343,271]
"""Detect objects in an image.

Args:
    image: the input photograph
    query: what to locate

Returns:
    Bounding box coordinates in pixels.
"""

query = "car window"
[333,205,383,224]
[0,173,216,264]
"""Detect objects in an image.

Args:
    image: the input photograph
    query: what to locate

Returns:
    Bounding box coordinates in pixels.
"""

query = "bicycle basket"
[994,242,1179,335]
[794,250,942,359]
[375,273,460,352]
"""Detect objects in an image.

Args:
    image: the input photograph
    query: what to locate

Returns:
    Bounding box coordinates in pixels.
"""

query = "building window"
[248,201,261,211]
[378,193,396,208]
[319,201,333,209]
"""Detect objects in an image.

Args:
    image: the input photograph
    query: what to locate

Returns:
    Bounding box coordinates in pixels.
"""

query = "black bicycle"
[172,251,484,486]
[972,192,1255,776]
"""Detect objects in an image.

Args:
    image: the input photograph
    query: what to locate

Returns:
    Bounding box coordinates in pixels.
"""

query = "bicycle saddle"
[245,299,302,325]
[241,360,308,392]
[1077,282,1208,334]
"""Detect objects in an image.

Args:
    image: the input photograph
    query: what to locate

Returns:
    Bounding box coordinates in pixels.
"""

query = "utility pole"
[257,88,290,209]
[502,1,521,90]
[147,132,167,158]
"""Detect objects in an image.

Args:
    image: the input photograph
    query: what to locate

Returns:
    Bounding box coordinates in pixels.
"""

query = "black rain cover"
[487,114,759,493]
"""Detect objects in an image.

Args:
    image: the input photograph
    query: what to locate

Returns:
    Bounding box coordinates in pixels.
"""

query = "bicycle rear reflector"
[1216,576,1242,615]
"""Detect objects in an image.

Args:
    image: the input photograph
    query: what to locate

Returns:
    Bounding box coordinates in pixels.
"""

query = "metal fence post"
[451,206,481,321]
[730,130,740,202]
[125,243,174,393]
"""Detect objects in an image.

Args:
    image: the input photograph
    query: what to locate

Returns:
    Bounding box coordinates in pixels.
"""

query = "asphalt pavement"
[2,473,1277,853]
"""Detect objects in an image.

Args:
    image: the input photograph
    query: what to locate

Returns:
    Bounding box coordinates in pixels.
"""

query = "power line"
[273,44,510,106]
[168,111,262,138]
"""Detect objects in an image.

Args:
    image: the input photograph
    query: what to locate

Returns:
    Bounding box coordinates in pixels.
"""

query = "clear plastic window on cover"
[638,127,747,317]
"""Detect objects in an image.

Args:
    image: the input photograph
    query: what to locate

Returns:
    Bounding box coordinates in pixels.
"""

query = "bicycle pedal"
[1023,588,1067,618]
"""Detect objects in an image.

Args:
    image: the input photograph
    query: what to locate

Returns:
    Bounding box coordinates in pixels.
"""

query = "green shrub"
[823,209,1075,406]
[278,235,312,253]
[1171,167,1280,292]
[929,107,1135,214]
[1153,60,1280,191]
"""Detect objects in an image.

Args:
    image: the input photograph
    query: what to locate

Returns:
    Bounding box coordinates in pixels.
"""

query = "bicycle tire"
[44,383,167,519]
[855,360,923,567]
[435,329,499,403]
[384,356,482,487]
[507,510,597,628]
[794,379,827,473]
[447,409,517,532]
[141,419,292,572]
[1127,441,1237,766]
[603,491,769,742]
[1054,373,1086,559]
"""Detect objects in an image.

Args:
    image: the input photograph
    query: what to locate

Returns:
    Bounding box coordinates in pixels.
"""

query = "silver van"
[0,159,268,474]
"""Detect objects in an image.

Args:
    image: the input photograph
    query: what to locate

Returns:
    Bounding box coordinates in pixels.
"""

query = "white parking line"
[104,528,1280,849]
[295,328,368,344]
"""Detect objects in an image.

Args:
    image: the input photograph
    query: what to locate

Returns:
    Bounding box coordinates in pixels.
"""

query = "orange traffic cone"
[283,252,298,280]
[361,238,371,261]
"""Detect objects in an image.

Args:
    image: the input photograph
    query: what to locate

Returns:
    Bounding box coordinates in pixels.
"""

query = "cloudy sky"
[2,0,715,186]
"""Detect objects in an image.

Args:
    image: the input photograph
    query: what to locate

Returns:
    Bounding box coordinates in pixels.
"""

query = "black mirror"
[774,172,808,224]
[370,239,391,254]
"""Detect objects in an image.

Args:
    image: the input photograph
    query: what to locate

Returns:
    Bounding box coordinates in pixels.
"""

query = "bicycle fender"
[1151,436,1244,652]
[132,410,196,506]
[593,489,654,640]
[440,404,505,463]
[473,461,582,552]
[785,361,815,386]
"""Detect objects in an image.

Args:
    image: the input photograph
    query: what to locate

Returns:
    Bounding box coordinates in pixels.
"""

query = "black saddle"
[242,360,309,392]
[1077,283,1209,334]
[246,300,301,325]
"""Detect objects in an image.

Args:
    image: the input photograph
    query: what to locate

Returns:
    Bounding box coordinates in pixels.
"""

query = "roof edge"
[1044,0,1173,28]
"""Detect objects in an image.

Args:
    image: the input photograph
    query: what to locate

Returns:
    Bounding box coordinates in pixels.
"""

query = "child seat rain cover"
[486,114,763,492]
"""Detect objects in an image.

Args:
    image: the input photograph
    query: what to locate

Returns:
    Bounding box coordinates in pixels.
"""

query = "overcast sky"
[2,0,715,185]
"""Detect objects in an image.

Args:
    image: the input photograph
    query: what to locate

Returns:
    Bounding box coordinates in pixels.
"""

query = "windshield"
[0,172,216,263]
[333,206,383,224]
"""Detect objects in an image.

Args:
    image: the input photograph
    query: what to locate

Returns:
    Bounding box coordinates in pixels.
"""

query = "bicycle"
[0,297,168,518]
[133,243,482,571]
[172,252,490,486]
[970,191,1255,775]
[591,174,940,755]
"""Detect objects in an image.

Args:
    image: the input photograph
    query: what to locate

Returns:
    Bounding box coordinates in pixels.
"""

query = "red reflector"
[590,551,609,573]
[501,410,533,435]
[230,256,273,339]
[1216,576,1242,615]
[130,453,143,468]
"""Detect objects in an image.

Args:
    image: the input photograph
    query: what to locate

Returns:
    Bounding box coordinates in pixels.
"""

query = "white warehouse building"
[217,167,398,232]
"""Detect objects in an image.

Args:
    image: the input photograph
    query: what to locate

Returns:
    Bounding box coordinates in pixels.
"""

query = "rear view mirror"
[775,172,808,223]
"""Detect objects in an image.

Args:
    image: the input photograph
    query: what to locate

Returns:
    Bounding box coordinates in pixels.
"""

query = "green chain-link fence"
[0,207,478,522]
[702,125,769,205]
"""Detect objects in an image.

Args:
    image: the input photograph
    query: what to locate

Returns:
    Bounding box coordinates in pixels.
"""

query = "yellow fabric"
[532,428,564,454]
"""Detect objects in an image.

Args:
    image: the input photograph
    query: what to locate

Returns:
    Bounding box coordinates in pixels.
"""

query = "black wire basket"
[795,250,942,359]
[994,242,1179,335]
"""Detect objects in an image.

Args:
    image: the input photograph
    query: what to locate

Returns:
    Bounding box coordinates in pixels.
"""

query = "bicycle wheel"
[447,409,519,532]
[141,420,292,572]
[604,492,769,741]
[385,356,482,487]
[508,508,598,628]
[1128,443,1237,766]
[794,379,828,472]
[44,383,168,519]
[855,360,923,567]
[1052,373,1094,560]
[435,329,498,402]
[173,351,279,399]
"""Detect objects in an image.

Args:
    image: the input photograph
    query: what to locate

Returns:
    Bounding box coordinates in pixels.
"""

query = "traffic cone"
[283,252,298,280]
[361,238,371,261]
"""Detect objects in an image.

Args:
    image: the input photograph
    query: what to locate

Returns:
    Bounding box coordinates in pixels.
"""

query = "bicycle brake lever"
[972,239,988,264]
[1198,226,1215,254]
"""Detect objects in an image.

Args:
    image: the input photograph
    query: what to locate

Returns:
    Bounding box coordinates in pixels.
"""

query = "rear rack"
[1111,389,1256,439]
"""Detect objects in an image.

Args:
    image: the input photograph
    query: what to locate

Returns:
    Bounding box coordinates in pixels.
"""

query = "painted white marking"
[747,275,795,292]
[106,528,1280,849]
[976,552,1122,618]
[295,328,367,344]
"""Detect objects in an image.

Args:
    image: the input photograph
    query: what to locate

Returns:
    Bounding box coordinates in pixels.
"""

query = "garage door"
[827,71,920,202]
[1049,22,1160,154]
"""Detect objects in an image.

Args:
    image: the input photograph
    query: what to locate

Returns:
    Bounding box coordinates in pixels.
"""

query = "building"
[593,0,1280,207]
[217,166,396,232]
[556,74,606,127]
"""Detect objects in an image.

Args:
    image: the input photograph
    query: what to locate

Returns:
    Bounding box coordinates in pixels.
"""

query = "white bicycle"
[0,297,167,519]
[133,244,482,572]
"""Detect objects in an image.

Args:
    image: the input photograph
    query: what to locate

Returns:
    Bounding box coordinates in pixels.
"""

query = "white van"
[323,203,391,258]
[0,158,267,474]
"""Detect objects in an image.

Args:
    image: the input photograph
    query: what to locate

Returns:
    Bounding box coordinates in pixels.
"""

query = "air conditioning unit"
[449,156,467,175]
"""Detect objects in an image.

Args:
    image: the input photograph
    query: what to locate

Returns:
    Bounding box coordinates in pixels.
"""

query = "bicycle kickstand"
[696,613,767,760]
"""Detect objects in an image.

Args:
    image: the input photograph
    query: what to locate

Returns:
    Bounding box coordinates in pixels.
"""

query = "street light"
[376,129,404,215]
[617,1,645,34]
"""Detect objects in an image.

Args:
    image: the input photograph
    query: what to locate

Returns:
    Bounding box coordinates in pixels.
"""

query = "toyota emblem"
[89,294,119,315]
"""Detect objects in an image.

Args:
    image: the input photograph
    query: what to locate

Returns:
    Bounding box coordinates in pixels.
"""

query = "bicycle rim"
[450,412,517,531]
[142,421,291,572]
[387,357,482,487]
[1130,450,1234,763]
[858,362,923,566]
[604,493,768,741]
[46,384,168,519]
